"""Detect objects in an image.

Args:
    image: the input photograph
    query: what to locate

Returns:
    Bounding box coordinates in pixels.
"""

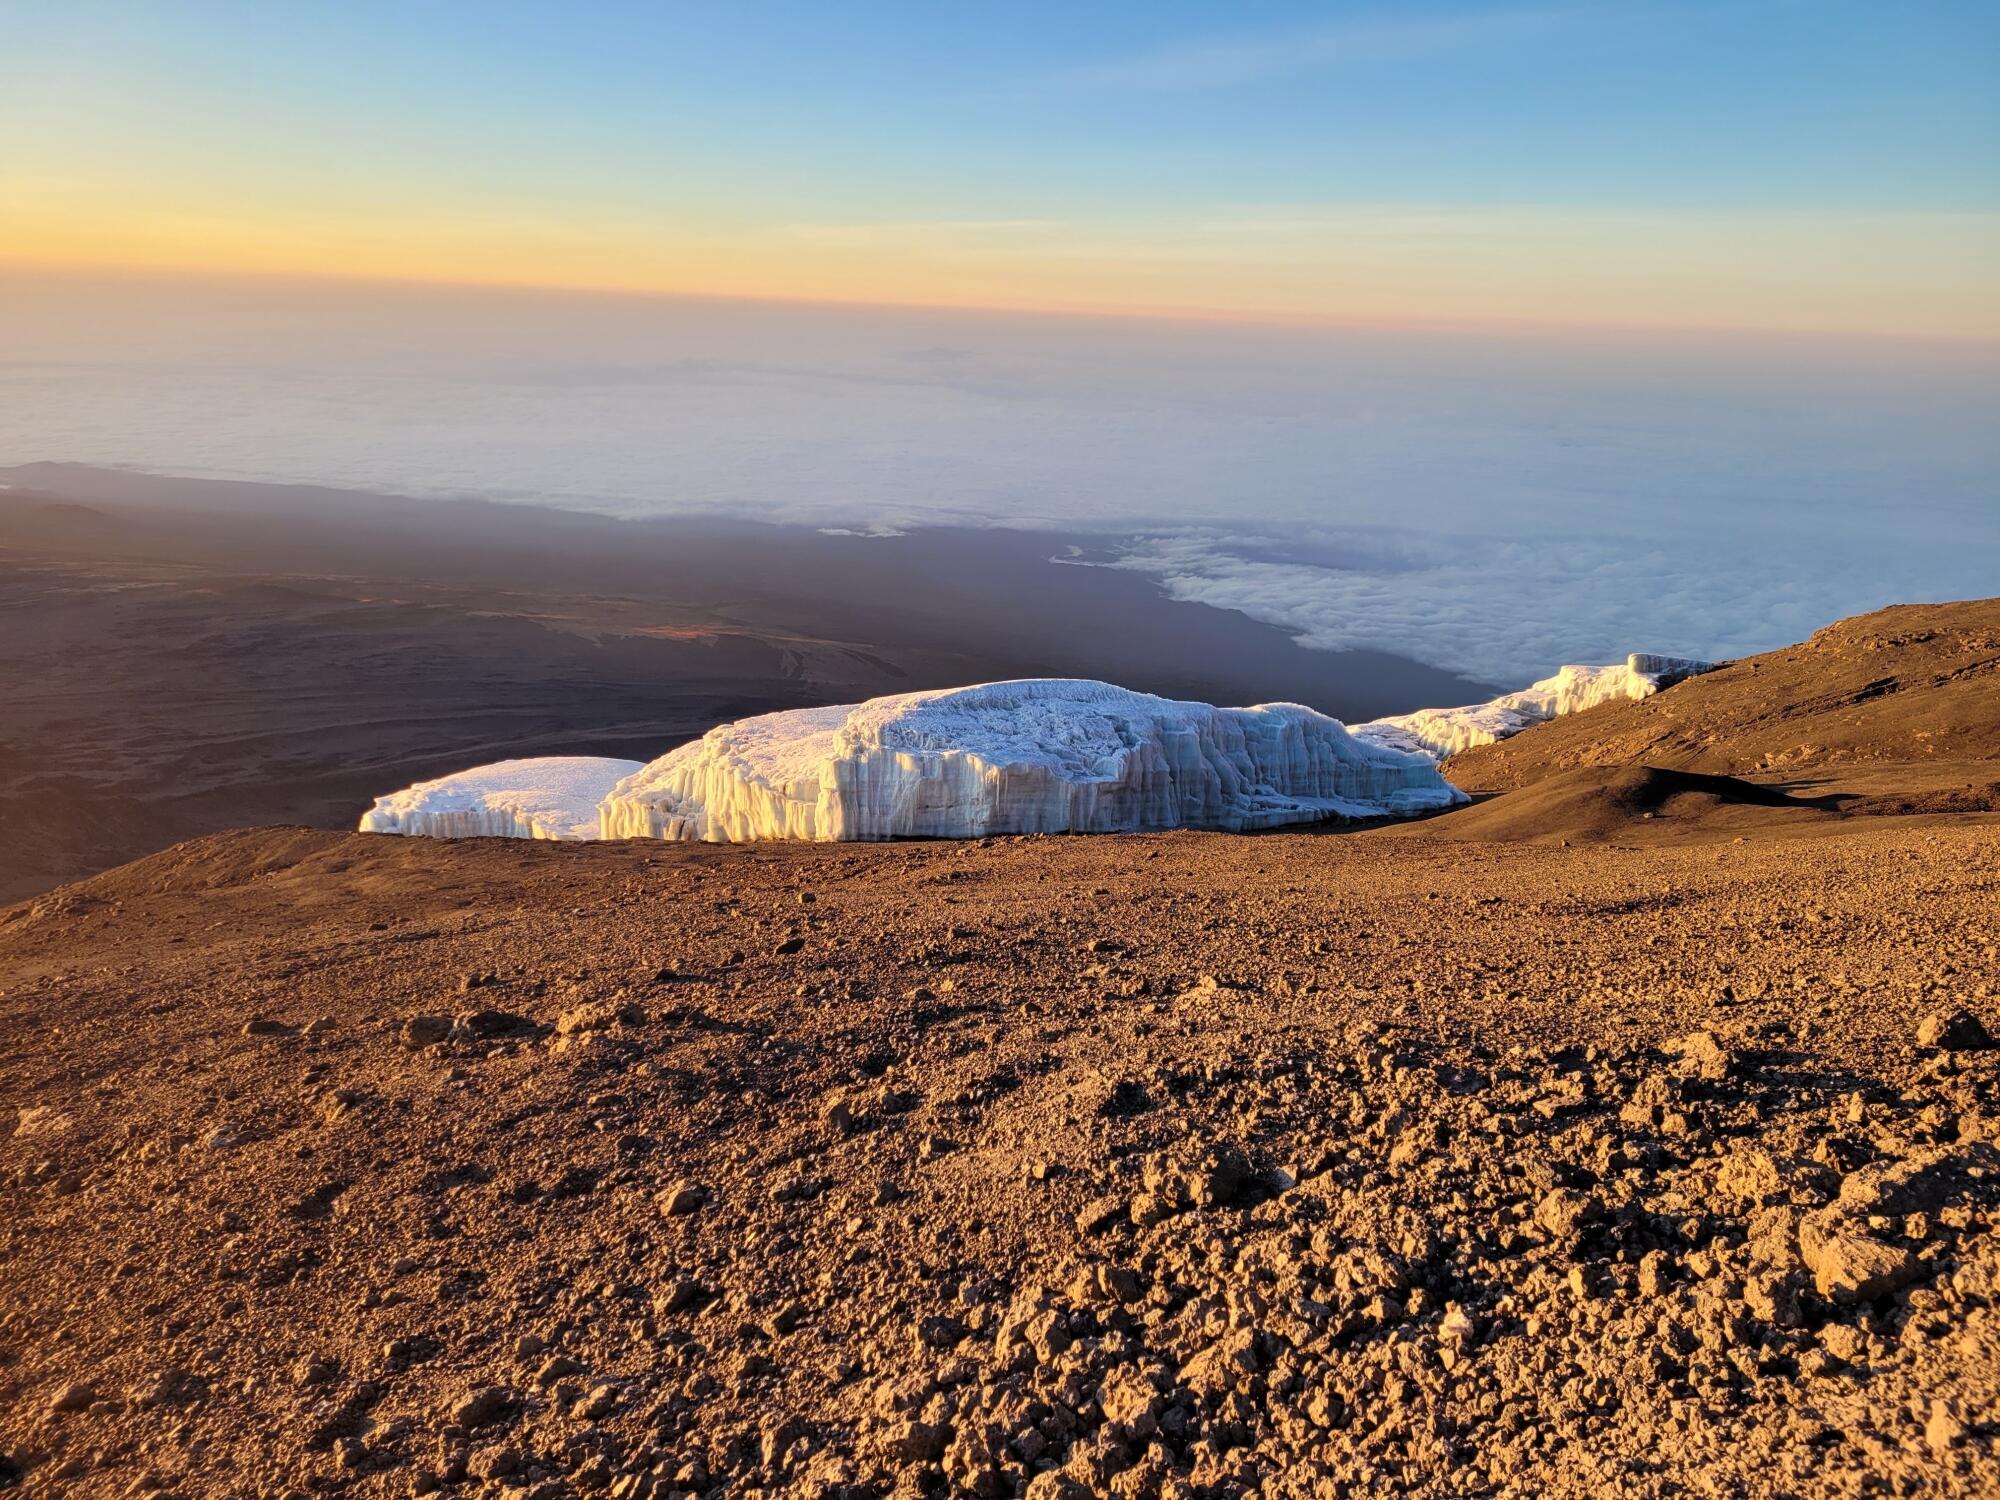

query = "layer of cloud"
[1097,528,1900,688]
[2,274,1993,687]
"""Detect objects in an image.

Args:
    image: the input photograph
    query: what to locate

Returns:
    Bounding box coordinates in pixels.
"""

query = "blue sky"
[6,1,1998,331]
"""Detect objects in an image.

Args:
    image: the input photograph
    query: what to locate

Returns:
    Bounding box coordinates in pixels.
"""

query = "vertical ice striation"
[597,680,1465,842]
[359,756,646,841]
[355,657,1713,845]
[1349,654,1715,762]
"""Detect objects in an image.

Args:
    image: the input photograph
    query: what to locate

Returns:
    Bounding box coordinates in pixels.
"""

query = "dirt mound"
[36,825,343,897]
[3,822,1997,1498]
[1398,765,1840,844]
[1446,598,2000,793]
[0,489,123,542]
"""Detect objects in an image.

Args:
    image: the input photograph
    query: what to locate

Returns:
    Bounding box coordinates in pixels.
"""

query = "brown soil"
[1444,598,2000,793]
[3,808,1997,1500]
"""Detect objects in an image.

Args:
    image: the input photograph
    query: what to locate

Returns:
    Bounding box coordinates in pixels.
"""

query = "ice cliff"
[359,756,645,841]
[1350,654,1715,762]
[597,679,1465,843]
[357,657,1712,845]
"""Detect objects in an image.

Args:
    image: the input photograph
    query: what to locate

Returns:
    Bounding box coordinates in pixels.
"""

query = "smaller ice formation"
[1350,654,1716,762]
[359,756,645,841]
[599,679,1464,843]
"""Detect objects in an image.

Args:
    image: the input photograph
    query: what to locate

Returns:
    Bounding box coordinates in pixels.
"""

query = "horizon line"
[6,255,1997,352]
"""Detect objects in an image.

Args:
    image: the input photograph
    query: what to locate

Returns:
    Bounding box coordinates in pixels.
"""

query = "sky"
[4,0,1998,336]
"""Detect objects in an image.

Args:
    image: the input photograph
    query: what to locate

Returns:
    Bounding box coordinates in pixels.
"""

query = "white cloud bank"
[1096,527,1862,687]
[2,274,1994,685]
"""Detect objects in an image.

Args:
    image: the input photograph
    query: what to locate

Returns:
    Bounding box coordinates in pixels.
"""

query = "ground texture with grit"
[2,809,1997,1499]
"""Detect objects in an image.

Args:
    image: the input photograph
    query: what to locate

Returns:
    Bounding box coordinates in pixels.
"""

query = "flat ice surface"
[1349,654,1715,761]
[599,679,1465,843]
[360,756,646,841]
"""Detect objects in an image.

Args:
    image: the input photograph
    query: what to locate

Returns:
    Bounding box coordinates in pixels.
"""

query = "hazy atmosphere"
[5,272,1996,683]
[9,2,1997,334]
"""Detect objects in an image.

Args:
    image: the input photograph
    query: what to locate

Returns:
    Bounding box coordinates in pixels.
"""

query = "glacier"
[355,655,1712,846]
[597,679,1466,843]
[1349,654,1715,762]
[359,756,645,841]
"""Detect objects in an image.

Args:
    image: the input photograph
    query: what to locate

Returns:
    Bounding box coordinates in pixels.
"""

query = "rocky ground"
[2,805,1997,1499]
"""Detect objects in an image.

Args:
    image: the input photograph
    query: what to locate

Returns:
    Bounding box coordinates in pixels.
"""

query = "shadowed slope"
[1392,765,1844,844]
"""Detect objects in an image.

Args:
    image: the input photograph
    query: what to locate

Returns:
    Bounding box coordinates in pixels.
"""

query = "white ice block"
[360,756,646,841]
[599,679,1465,843]
[1349,654,1715,762]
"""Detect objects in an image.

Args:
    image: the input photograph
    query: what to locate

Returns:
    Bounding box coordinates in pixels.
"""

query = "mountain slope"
[1442,599,2000,793]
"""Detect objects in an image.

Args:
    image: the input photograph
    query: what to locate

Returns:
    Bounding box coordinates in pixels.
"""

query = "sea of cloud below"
[6,278,1994,689]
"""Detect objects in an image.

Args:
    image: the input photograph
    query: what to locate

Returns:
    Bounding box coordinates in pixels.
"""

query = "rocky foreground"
[2,810,1997,1499]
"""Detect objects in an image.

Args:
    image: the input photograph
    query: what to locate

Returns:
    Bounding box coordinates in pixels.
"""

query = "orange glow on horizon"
[6,183,1997,342]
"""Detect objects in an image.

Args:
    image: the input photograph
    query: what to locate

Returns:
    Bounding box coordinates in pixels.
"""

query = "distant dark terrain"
[0,464,1493,900]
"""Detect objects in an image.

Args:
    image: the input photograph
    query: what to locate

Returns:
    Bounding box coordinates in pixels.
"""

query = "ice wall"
[1349,654,1715,762]
[360,756,646,841]
[598,679,1464,843]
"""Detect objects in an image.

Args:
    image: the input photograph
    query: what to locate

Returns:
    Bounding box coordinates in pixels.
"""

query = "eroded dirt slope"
[3,819,1997,1499]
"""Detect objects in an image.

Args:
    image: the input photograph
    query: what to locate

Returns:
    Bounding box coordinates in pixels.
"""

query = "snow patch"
[1349,654,1716,762]
[360,756,646,841]
[598,679,1465,843]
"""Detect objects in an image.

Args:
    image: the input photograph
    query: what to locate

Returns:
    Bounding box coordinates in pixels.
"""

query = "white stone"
[598,679,1464,843]
[360,756,645,841]
[1349,654,1715,762]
